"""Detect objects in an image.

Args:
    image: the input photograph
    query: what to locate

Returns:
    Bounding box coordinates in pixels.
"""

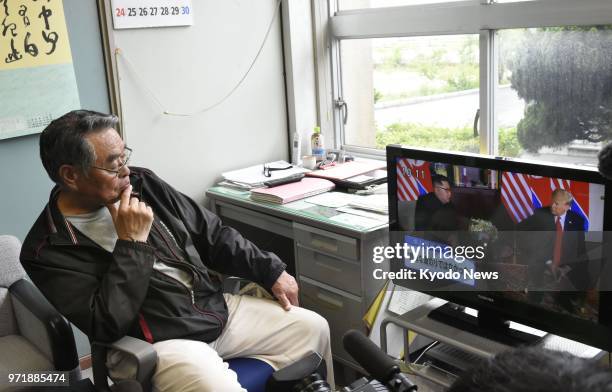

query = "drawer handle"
[310,237,339,253]
[315,261,342,273]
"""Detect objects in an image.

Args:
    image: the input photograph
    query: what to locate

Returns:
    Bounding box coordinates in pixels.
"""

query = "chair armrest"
[9,278,79,371]
[222,276,273,298]
[92,336,157,392]
[223,276,248,294]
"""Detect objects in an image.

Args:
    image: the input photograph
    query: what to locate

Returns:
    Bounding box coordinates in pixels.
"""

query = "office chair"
[1,235,273,391]
[0,235,81,385]
[93,339,274,392]
[92,277,275,392]
[397,200,417,231]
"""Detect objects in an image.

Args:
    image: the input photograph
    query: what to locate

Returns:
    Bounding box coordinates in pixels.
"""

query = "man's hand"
[107,185,154,242]
[271,271,299,311]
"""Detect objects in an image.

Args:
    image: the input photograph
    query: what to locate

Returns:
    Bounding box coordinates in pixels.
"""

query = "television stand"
[428,302,542,347]
[381,299,511,375]
[380,298,602,389]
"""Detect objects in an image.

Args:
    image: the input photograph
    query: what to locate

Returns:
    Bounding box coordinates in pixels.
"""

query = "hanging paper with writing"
[0,0,80,140]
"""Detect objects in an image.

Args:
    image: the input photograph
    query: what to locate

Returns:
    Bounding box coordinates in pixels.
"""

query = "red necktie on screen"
[553,216,563,267]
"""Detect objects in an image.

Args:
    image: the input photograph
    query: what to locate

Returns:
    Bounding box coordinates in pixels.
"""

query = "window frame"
[321,0,612,158]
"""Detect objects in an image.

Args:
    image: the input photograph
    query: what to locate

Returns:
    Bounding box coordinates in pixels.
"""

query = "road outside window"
[341,35,480,153]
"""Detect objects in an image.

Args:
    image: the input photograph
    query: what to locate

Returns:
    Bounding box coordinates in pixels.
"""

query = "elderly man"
[517,188,590,313]
[20,110,333,391]
[518,189,587,283]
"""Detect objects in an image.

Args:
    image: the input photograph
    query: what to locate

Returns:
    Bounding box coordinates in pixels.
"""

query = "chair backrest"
[398,200,417,231]
[0,235,27,337]
[0,235,27,288]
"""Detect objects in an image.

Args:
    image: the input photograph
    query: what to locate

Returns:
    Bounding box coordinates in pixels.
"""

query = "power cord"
[412,341,439,365]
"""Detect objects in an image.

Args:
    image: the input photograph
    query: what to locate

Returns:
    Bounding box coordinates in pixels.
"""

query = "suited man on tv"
[415,175,463,231]
[517,188,588,292]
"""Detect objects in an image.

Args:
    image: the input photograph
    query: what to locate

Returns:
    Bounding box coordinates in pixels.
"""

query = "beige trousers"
[110,293,334,392]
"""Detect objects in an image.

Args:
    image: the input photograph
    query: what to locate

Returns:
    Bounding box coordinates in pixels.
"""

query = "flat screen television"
[386,144,612,351]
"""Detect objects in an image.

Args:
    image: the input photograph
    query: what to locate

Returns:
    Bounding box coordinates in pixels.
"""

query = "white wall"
[110,0,288,202]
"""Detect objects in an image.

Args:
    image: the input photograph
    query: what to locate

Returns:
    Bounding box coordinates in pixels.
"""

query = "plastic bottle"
[292,130,301,166]
[311,126,325,161]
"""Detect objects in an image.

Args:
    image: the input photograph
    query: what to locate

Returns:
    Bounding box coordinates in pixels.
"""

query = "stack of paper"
[305,160,386,180]
[250,178,335,204]
[348,194,389,214]
[221,161,309,189]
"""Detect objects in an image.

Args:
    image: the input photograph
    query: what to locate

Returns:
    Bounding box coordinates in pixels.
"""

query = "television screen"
[386,145,612,350]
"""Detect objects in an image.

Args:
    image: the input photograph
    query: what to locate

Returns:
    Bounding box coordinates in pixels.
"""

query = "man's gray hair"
[39,110,119,185]
[552,188,573,205]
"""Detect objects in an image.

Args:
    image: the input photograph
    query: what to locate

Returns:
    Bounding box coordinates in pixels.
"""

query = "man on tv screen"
[517,188,587,289]
[415,175,462,231]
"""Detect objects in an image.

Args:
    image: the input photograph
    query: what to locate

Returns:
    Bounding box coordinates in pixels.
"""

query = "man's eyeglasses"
[263,163,292,177]
[92,147,132,177]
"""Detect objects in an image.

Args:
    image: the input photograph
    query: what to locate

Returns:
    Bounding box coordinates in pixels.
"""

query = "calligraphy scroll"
[0,0,80,140]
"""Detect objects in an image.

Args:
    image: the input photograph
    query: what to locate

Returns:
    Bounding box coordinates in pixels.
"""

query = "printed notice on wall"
[0,0,80,140]
[111,0,194,29]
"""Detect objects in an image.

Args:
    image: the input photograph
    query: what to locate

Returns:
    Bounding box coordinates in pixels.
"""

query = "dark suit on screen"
[517,207,588,290]
[415,192,463,231]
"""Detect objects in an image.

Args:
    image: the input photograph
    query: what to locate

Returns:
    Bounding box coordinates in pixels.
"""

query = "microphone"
[598,142,612,180]
[343,329,417,392]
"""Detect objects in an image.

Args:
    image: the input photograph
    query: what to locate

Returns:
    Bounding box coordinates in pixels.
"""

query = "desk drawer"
[297,245,361,295]
[299,277,364,365]
[294,223,358,261]
[217,202,292,238]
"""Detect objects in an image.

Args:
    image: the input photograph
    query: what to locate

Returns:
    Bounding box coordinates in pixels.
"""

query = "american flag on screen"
[501,173,590,229]
[396,159,433,201]
[501,172,535,223]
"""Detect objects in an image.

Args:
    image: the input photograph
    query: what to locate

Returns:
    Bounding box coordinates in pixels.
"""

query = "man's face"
[434,181,452,204]
[71,128,131,206]
[550,196,571,217]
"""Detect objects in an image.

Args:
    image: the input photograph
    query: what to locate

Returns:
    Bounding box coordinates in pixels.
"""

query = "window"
[328,0,612,165]
[497,27,612,164]
[341,35,480,153]
[338,0,468,11]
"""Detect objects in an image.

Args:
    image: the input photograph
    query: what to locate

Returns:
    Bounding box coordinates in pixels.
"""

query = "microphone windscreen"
[598,143,612,180]
[342,329,397,383]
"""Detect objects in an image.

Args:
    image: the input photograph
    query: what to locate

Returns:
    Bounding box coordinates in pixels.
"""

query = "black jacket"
[414,192,462,231]
[517,207,588,289]
[20,167,286,343]
[517,207,587,265]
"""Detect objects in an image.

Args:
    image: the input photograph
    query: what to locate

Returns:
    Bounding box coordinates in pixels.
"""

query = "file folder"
[250,178,335,204]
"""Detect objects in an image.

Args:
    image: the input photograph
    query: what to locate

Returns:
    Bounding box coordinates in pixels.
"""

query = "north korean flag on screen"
[396,158,434,202]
